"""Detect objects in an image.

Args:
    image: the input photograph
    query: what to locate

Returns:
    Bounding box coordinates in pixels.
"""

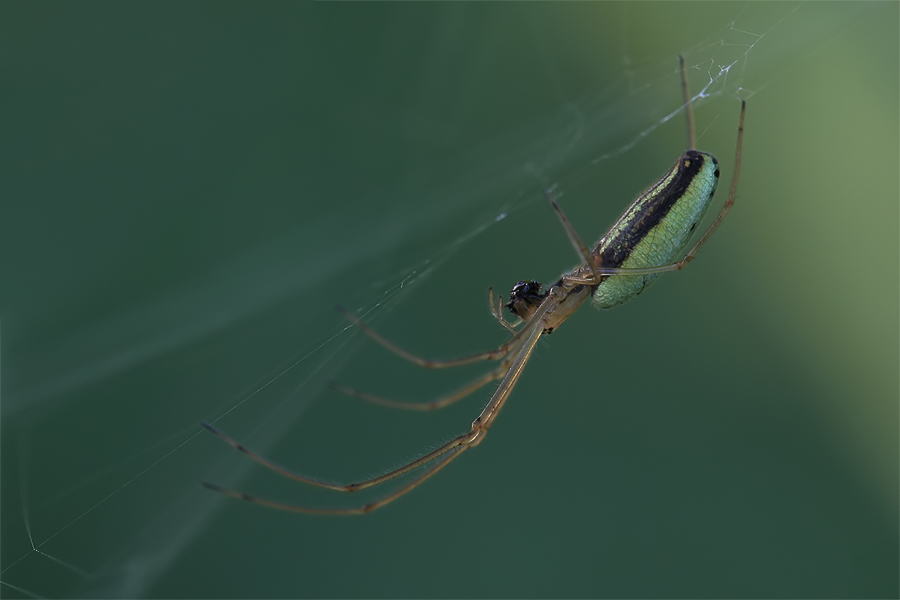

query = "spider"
[202,58,746,514]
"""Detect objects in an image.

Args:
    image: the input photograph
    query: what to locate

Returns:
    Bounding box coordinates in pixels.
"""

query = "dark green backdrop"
[2,2,897,598]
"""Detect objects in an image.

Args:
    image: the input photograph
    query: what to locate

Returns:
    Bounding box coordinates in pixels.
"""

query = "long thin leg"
[562,100,745,283]
[544,188,600,281]
[202,291,559,513]
[204,446,467,515]
[203,299,553,493]
[202,420,476,493]
[336,303,523,368]
[673,99,745,266]
[680,55,696,150]
[328,358,512,411]
[469,288,559,433]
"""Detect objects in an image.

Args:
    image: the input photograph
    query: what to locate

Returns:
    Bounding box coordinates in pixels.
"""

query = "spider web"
[2,3,895,598]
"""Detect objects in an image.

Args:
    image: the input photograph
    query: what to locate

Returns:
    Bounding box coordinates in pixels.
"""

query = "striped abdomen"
[591,150,719,309]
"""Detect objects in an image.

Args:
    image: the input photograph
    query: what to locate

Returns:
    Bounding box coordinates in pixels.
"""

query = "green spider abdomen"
[592,150,720,310]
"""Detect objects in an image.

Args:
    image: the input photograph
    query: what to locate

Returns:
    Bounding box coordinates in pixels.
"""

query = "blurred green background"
[2,2,897,598]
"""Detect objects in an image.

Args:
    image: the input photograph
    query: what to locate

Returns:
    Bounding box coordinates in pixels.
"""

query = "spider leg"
[203,290,561,513]
[468,288,560,434]
[668,99,745,270]
[488,287,522,334]
[336,303,525,368]
[328,354,515,411]
[544,188,600,282]
[680,55,696,150]
[203,446,466,515]
[202,420,473,493]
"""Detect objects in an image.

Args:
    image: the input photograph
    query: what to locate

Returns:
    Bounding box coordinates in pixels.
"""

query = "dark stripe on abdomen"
[596,150,708,269]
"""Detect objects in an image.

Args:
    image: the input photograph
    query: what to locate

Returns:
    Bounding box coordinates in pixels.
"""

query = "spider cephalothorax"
[505,280,547,320]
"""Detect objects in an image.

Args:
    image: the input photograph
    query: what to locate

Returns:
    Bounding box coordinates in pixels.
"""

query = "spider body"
[203,59,746,515]
[508,149,720,329]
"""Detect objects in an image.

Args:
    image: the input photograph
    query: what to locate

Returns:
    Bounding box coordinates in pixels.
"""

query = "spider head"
[505,280,546,320]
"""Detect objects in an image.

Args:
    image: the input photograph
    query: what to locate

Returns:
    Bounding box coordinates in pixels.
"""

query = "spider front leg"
[204,443,469,515]
[202,420,480,495]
